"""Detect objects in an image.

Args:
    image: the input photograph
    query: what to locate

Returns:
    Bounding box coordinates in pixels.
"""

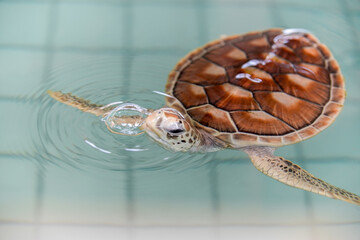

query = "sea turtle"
[48,28,360,205]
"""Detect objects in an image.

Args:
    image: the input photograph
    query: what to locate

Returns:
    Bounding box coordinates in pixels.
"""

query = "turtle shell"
[165,29,345,147]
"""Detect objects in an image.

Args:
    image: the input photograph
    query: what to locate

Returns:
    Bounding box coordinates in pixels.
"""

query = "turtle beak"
[141,111,163,137]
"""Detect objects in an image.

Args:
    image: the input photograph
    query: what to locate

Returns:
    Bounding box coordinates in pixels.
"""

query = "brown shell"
[165,29,345,147]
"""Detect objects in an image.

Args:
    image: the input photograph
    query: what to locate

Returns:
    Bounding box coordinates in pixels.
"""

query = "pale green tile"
[274,0,342,9]
[41,165,128,224]
[205,4,274,41]
[301,101,360,159]
[0,49,45,97]
[338,54,360,101]
[0,225,38,240]
[132,164,214,225]
[0,157,37,222]
[311,224,360,240]
[132,5,199,49]
[0,102,37,154]
[0,2,50,45]
[55,3,124,48]
[52,52,127,88]
[305,161,360,223]
[218,226,313,240]
[216,157,309,224]
[350,13,360,49]
[275,6,353,57]
[129,54,181,92]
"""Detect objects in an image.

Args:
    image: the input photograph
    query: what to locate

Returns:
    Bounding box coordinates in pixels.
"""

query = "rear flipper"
[243,146,360,205]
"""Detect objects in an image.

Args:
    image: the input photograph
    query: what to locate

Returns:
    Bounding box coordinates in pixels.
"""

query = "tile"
[0,101,38,154]
[305,161,360,223]
[0,157,37,222]
[0,2,50,45]
[0,224,38,240]
[273,0,342,9]
[349,13,360,49]
[132,164,215,225]
[50,51,171,108]
[338,52,360,101]
[55,3,125,48]
[311,224,360,240]
[217,225,313,240]
[275,6,353,57]
[129,54,181,92]
[41,165,128,225]
[132,226,219,240]
[132,5,198,49]
[37,224,130,240]
[52,52,127,90]
[216,157,309,225]
[345,0,360,11]
[301,101,360,159]
[205,4,274,41]
[0,49,46,97]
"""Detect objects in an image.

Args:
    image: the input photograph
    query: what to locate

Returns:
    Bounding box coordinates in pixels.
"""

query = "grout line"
[194,0,221,222]
[338,0,360,50]
[41,0,59,84]
[0,44,190,55]
[121,0,136,225]
[209,160,221,222]
[267,0,286,28]
[34,0,60,224]
[294,144,315,223]
[194,0,208,44]
[1,153,360,164]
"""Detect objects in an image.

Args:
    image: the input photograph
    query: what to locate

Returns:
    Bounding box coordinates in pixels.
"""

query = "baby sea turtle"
[49,29,360,205]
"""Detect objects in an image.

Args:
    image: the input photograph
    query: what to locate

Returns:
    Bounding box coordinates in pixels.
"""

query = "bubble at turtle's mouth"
[102,103,150,136]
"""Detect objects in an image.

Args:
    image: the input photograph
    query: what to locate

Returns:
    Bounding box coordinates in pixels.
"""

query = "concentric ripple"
[30,55,213,174]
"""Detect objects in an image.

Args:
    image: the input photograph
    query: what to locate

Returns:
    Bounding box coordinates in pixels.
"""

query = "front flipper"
[48,90,112,116]
[243,147,360,205]
[48,90,148,135]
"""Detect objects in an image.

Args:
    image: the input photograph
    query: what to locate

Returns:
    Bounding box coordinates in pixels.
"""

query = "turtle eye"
[168,128,185,134]
[166,123,185,136]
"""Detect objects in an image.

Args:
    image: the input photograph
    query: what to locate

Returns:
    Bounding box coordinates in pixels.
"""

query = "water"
[33,57,211,174]
[0,0,359,239]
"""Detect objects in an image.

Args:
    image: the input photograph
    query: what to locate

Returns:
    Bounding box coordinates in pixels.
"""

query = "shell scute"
[204,45,247,67]
[230,111,293,135]
[273,45,301,63]
[331,73,345,88]
[228,66,281,91]
[264,29,283,44]
[205,83,259,111]
[317,44,331,59]
[187,105,237,133]
[253,92,322,129]
[328,59,340,73]
[178,58,226,86]
[297,47,325,65]
[274,73,330,105]
[295,63,330,84]
[173,81,208,108]
[232,34,271,59]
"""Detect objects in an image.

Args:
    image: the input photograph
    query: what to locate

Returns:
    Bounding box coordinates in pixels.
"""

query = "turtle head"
[141,108,200,152]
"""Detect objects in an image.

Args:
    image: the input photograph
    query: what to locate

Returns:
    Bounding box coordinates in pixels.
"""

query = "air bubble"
[102,103,150,136]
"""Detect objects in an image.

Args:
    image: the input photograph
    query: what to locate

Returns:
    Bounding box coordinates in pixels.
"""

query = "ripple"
[30,55,213,175]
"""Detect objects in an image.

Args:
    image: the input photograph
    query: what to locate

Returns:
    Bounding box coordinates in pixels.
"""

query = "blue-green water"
[0,0,359,239]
